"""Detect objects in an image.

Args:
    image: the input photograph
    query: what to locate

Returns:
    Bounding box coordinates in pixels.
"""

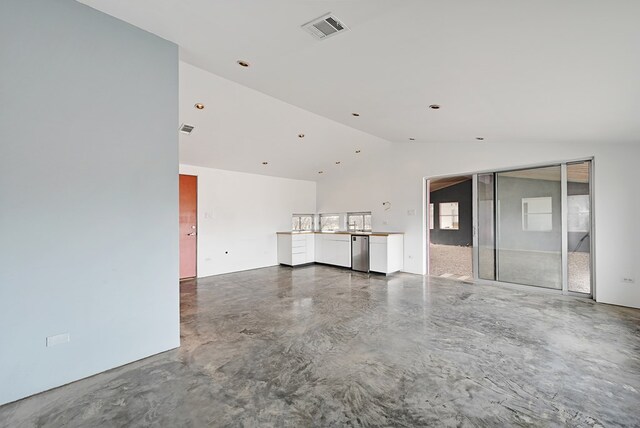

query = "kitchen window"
[292,214,314,231]
[439,202,459,230]
[319,214,340,232]
[347,212,372,232]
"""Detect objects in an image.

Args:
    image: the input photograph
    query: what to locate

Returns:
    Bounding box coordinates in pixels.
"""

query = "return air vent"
[302,13,348,40]
[179,123,195,135]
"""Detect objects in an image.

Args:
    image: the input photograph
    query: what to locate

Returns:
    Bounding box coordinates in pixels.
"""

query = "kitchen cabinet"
[327,234,351,267]
[277,233,314,266]
[369,234,404,274]
[314,233,351,267]
[278,232,402,273]
[313,234,325,264]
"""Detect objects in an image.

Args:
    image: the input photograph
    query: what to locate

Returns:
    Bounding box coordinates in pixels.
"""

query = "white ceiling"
[79,0,640,177]
[178,62,390,180]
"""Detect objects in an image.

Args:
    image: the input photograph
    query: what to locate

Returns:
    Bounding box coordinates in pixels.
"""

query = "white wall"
[317,141,640,309]
[0,0,179,405]
[179,165,316,277]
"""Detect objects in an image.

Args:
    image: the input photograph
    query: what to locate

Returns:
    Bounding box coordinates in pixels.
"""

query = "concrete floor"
[1,265,639,427]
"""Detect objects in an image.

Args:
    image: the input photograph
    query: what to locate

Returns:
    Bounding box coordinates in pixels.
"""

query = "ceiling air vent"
[179,123,195,135]
[302,13,348,40]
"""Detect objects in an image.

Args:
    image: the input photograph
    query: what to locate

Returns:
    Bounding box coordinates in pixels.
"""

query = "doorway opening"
[179,174,197,280]
[428,175,473,280]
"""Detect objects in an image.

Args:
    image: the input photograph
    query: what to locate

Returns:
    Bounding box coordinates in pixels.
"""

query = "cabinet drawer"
[370,236,387,244]
[327,234,351,242]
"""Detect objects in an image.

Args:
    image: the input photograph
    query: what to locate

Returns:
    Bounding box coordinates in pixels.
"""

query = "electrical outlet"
[622,277,635,284]
[46,333,70,347]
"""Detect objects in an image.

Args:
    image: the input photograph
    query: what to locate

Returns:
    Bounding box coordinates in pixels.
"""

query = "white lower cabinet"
[314,234,325,264]
[314,234,350,267]
[279,232,402,273]
[326,234,351,268]
[369,239,388,273]
[369,234,404,274]
[277,233,314,266]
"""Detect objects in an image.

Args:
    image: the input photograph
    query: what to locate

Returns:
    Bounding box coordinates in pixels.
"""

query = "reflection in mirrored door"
[567,161,592,293]
[496,166,563,289]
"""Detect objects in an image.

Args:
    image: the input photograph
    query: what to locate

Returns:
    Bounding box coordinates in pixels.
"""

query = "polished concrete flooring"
[1,265,639,427]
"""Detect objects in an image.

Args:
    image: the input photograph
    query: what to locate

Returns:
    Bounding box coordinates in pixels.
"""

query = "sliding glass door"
[477,173,495,280]
[496,165,563,289]
[566,161,592,293]
[473,160,592,294]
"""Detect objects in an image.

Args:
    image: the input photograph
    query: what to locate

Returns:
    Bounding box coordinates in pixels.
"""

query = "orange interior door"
[179,174,197,279]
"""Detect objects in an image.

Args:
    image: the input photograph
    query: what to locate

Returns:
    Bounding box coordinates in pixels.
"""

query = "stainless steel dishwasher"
[351,235,370,272]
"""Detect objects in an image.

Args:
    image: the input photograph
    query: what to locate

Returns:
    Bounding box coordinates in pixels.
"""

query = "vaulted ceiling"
[79,0,640,179]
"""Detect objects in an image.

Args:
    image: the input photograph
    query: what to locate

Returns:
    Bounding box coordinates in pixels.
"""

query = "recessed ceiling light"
[335,161,341,165]
[318,171,324,174]
[409,137,415,141]
[429,104,441,110]
[476,137,485,141]
[298,133,305,138]
[355,150,361,153]
[194,103,205,110]
[352,113,360,117]
[262,161,268,165]
[237,60,250,68]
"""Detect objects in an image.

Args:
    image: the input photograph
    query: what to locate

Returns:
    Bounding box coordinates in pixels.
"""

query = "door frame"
[424,156,595,298]
[179,174,198,280]
[424,173,474,278]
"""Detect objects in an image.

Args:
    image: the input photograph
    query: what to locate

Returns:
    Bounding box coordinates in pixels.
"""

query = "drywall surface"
[316,141,640,309]
[0,0,179,405]
[179,165,316,277]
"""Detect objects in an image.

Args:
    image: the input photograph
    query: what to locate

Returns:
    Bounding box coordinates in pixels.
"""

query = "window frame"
[319,213,341,232]
[438,202,459,230]
[347,212,372,232]
[292,214,315,232]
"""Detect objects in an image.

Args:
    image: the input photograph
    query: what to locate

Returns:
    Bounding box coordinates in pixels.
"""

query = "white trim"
[561,163,569,294]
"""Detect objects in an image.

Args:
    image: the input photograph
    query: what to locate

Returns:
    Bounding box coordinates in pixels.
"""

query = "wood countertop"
[276,231,403,236]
